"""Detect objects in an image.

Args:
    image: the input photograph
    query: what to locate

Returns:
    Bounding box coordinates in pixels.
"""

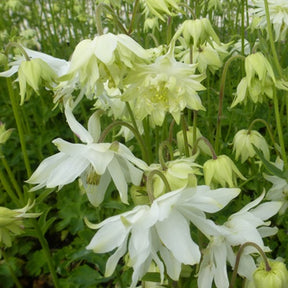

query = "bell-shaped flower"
[264,158,288,214]
[246,260,288,288]
[57,33,149,100]
[233,129,270,163]
[0,200,41,248]
[231,52,288,107]
[198,192,281,288]
[86,185,240,287]
[203,155,246,188]
[122,48,206,126]
[27,101,147,206]
[179,18,220,47]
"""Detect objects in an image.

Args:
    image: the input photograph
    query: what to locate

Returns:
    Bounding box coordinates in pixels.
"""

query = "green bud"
[233,129,270,163]
[251,261,288,288]
[0,122,14,144]
[203,155,246,188]
[0,53,8,66]
[130,185,150,205]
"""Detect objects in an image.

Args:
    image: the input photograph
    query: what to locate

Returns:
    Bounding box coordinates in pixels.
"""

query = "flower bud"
[203,155,246,188]
[176,126,212,156]
[250,261,288,288]
[181,18,220,47]
[0,122,14,144]
[232,129,270,163]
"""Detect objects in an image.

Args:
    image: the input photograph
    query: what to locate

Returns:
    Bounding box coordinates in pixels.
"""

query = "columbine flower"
[147,157,202,197]
[264,158,288,214]
[198,192,281,288]
[141,0,180,21]
[27,101,147,206]
[203,155,246,188]
[122,48,206,126]
[251,0,288,41]
[57,33,149,101]
[0,122,14,144]
[232,129,270,163]
[86,185,240,288]
[246,260,288,288]
[0,46,69,104]
[0,200,40,248]
[179,18,221,47]
[231,52,288,107]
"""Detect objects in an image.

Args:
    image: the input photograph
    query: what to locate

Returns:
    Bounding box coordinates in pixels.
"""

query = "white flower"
[86,185,240,287]
[251,0,288,41]
[0,46,69,78]
[57,33,149,101]
[27,101,147,206]
[198,192,281,288]
[264,158,288,214]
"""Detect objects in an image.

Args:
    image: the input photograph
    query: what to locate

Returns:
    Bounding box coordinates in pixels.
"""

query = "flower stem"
[159,140,174,170]
[215,55,245,154]
[180,114,190,157]
[146,170,171,203]
[1,249,23,288]
[128,0,140,34]
[229,241,271,288]
[32,219,60,288]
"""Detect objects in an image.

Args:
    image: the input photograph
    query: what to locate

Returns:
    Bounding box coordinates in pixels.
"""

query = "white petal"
[156,210,200,265]
[250,201,282,220]
[94,33,117,64]
[86,218,129,253]
[64,101,93,144]
[0,65,19,77]
[108,158,128,204]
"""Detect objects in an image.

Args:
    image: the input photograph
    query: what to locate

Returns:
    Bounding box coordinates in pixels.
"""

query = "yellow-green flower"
[0,201,41,247]
[233,129,270,163]
[179,18,220,47]
[203,155,246,188]
[123,49,206,126]
[0,122,14,144]
[246,260,288,288]
[18,58,57,104]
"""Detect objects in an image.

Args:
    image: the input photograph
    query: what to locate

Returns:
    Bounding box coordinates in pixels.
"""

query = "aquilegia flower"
[27,101,147,206]
[232,129,270,163]
[86,185,240,287]
[197,192,281,288]
[56,33,149,102]
[251,0,288,41]
[122,47,206,126]
[0,200,41,248]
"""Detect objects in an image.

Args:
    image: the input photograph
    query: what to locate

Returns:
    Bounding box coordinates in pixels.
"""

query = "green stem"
[241,0,245,56]
[5,42,30,61]
[229,242,271,288]
[0,167,21,206]
[192,111,197,156]
[159,140,174,170]
[5,76,32,178]
[263,0,282,77]
[1,156,24,203]
[32,220,60,288]
[194,136,217,159]
[273,88,288,167]
[215,55,245,154]
[146,170,171,203]
[128,0,140,34]
[1,249,23,288]
[180,114,190,157]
